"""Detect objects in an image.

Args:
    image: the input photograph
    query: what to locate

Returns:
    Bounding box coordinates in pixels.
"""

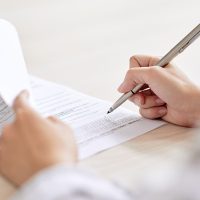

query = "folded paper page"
[0,19,31,106]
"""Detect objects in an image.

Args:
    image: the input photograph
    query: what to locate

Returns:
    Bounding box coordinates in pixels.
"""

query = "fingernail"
[156,98,165,104]
[158,108,167,115]
[21,90,29,99]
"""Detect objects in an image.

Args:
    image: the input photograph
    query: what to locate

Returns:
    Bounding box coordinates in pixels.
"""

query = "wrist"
[188,86,200,127]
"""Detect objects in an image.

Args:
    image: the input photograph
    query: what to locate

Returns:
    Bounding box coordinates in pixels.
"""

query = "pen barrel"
[112,91,133,110]
[156,23,200,68]
[131,83,144,94]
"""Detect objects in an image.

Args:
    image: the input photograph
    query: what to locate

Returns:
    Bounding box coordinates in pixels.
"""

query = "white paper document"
[0,98,14,132]
[0,19,165,159]
[0,76,165,159]
[31,77,165,159]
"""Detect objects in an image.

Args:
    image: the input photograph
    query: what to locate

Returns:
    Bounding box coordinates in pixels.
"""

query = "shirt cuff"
[10,164,133,200]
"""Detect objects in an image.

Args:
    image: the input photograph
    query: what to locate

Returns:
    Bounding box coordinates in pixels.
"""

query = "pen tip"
[107,107,113,114]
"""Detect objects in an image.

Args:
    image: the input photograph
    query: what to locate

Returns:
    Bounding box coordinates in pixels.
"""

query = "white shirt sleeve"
[9,164,133,200]
[10,151,200,200]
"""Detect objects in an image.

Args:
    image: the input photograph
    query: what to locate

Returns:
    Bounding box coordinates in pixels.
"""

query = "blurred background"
[0,0,199,109]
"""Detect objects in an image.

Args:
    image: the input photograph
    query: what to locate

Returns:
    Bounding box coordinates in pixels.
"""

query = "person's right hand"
[118,55,200,127]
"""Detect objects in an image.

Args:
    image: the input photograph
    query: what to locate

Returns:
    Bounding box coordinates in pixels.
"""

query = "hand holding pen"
[108,24,200,116]
[118,55,200,127]
[107,24,200,127]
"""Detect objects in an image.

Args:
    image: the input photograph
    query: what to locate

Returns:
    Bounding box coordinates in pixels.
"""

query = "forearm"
[10,164,133,200]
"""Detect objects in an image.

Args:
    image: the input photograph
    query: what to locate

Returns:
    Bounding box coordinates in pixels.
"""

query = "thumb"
[13,90,31,112]
[13,90,46,125]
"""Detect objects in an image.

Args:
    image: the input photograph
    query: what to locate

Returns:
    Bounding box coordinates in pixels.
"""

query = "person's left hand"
[0,91,78,186]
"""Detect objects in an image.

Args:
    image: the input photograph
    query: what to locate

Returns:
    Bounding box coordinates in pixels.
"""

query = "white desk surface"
[0,0,200,199]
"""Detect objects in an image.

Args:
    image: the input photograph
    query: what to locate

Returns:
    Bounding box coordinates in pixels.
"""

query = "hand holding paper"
[0,19,164,160]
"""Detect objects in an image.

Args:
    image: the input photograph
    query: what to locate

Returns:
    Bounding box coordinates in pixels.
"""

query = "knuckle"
[149,56,160,66]
[147,66,160,76]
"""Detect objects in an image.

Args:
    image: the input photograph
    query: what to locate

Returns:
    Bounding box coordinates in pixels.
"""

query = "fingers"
[118,66,163,93]
[118,55,165,94]
[139,106,167,119]
[118,65,181,97]
[13,90,44,125]
[129,91,167,120]
[118,55,160,94]
[13,90,30,112]
[130,94,165,109]
[129,55,160,68]
[129,93,145,106]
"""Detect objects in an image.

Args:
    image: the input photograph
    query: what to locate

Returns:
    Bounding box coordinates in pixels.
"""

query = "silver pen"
[107,24,200,114]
